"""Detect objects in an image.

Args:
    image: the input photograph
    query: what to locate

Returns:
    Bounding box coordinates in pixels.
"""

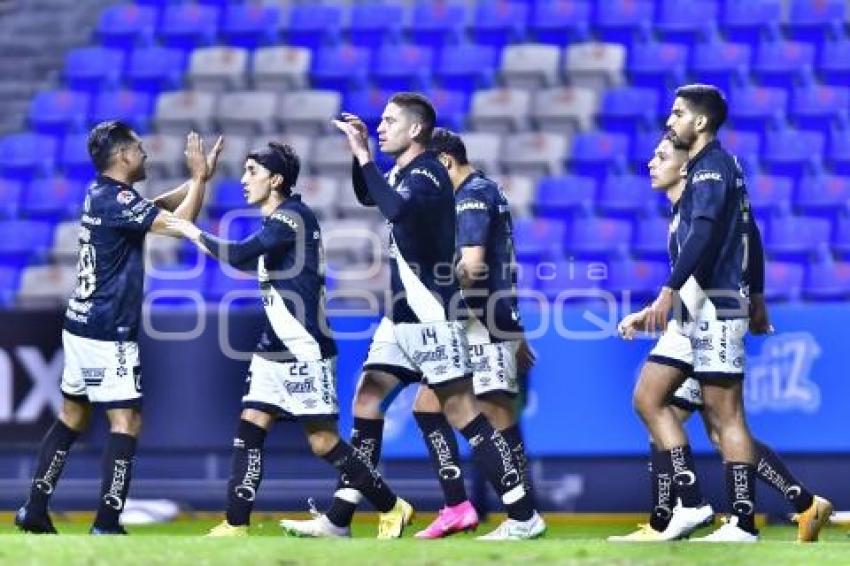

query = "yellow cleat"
[377,497,415,539]
[607,523,665,542]
[793,495,833,543]
[206,520,248,537]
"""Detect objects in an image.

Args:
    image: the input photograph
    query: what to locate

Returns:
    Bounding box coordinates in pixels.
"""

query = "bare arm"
[456,245,487,289]
[152,180,190,212]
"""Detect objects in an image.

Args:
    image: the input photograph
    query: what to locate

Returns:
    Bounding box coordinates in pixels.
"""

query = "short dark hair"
[675,84,728,133]
[430,128,469,165]
[388,92,436,144]
[248,141,300,195]
[87,120,137,172]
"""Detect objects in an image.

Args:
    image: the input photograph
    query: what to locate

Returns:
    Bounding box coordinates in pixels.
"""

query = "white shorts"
[466,318,519,397]
[60,331,142,408]
[242,355,338,420]
[363,317,472,387]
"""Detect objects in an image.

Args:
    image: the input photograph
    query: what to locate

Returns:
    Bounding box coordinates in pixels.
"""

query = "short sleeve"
[456,192,491,247]
[689,162,727,222]
[257,209,300,250]
[102,188,159,232]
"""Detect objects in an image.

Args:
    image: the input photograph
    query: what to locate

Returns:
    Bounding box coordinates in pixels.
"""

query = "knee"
[632,389,653,421]
[440,390,477,430]
[59,401,91,432]
[478,399,514,431]
[352,372,389,419]
[109,410,142,436]
[306,429,340,457]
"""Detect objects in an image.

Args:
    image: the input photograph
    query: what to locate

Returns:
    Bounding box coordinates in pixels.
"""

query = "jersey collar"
[96,175,133,191]
[457,170,484,192]
[397,150,436,177]
[686,139,721,173]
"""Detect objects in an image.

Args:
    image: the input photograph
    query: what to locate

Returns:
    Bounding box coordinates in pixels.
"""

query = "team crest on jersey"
[116,190,135,205]
[692,170,722,184]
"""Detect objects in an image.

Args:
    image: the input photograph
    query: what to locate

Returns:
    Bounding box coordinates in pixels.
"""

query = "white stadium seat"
[277,90,341,135]
[490,174,537,218]
[468,88,531,133]
[298,175,340,219]
[187,46,249,92]
[142,134,186,177]
[564,42,626,91]
[501,132,570,176]
[500,43,561,88]
[310,134,375,177]
[532,86,599,135]
[461,132,503,174]
[154,90,217,135]
[17,264,76,307]
[252,46,311,91]
[51,220,81,263]
[216,91,278,137]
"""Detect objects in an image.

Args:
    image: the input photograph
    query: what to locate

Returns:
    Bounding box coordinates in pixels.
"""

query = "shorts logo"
[412,346,448,365]
[692,170,722,184]
[692,337,713,351]
[116,190,135,205]
[285,379,317,394]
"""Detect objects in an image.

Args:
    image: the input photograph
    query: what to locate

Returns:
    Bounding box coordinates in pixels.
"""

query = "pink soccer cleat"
[414,501,479,539]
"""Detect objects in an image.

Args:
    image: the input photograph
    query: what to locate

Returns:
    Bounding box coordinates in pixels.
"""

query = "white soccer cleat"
[691,516,758,543]
[658,500,714,541]
[476,511,546,541]
[279,514,351,538]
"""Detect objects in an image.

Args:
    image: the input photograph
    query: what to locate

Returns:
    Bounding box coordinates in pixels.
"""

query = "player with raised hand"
[15,121,222,535]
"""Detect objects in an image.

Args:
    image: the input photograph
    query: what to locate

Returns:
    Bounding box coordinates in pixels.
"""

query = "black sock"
[326,417,384,528]
[322,440,396,513]
[92,433,137,530]
[224,420,267,526]
[27,420,79,514]
[414,411,467,507]
[754,440,814,514]
[649,442,674,532]
[460,414,533,522]
[500,423,536,509]
[727,462,757,534]
[666,444,702,507]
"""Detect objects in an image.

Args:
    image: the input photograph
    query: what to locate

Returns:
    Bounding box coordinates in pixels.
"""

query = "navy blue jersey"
[671,140,751,319]
[64,176,159,342]
[455,171,523,340]
[254,195,336,361]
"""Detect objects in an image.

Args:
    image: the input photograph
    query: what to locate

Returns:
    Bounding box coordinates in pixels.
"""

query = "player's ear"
[409,121,422,141]
[695,114,708,133]
[439,153,451,170]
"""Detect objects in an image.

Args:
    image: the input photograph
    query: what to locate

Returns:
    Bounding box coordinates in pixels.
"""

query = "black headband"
[248,145,288,178]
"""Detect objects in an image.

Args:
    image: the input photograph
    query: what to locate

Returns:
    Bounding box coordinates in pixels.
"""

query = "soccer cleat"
[377,497,415,539]
[607,523,665,542]
[206,520,248,537]
[793,495,833,543]
[414,500,479,539]
[476,511,546,541]
[279,498,351,539]
[691,516,758,543]
[14,506,57,534]
[658,500,714,541]
[89,525,128,535]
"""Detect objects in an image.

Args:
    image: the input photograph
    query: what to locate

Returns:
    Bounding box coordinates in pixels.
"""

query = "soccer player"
[608,136,832,543]
[14,121,222,534]
[166,141,411,538]
[280,93,541,540]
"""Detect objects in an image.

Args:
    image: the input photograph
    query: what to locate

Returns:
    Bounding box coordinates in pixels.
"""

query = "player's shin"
[753,440,813,514]
[414,411,468,506]
[26,420,80,514]
[224,420,268,527]
[322,440,396,513]
[727,462,758,534]
[665,444,704,507]
[649,442,674,532]
[326,417,384,528]
[92,433,137,531]
[500,423,536,508]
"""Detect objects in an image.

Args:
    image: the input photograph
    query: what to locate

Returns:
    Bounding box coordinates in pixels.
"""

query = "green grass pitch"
[1,514,848,565]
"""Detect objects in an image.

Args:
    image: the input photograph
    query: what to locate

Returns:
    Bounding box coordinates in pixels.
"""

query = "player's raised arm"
[153,135,224,211]
[337,113,376,207]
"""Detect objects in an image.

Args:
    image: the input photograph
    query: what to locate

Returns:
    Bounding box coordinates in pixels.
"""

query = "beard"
[666,128,694,151]
[130,163,147,183]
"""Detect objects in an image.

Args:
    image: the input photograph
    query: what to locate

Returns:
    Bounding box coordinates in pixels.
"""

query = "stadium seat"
[146,264,208,306]
[818,37,850,87]
[515,260,539,293]
[501,132,569,177]
[626,41,688,94]
[406,1,467,50]
[0,220,53,267]
[0,133,56,180]
[59,133,96,181]
[728,86,788,132]
[490,174,536,218]
[764,261,804,301]
[690,40,751,94]
[765,214,832,260]
[154,91,216,135]
[632,216,670,259]
[0,178,23,219]
[470,1,528,49]
[311,44,371,93]
[210,135,249,178]
[16,264,76,307]
[158,4,219,52]
[803,259,850,300]
[597,173,654,218]
[63,47,123,93]
[499,44,560,89]
[252,46,311,92]
[299,176,340,220]
[835,214,850,258]
[762,128,825,178]
[533,174,595,218]
[0,266,20,306]
[796,173,850,216]
[323,218,380,262]
[460,132,502,174]
[790,84,850,135]
[630,130,662,170]
[96,4,157,51]
[426,88,469,132]
[718,129,761,165]
[208,177,246,219]
[828,123,850,174]
[566,217,632,260]
[512,217,566,261]
[531,87,597,135]
[593,0,654,45]
[753,40,816,89]
[568,131,629,179]
[124,47,186,95]
[564,42,626,91]
[529,0,591,47]
[786,0,846,44]
[277,90,340,136]
[220,4,282,49]
[205,266,258,302]
[216,91,277,137]
[539,260,601,301]
[435,43,498,92]
[284,4,344,51]
[186,46,249,92]
[596,87,658,133]
[371,44,433,92]
[51,220,81,263]
[21,177,85,221]
[90,89,153,134]
[334,181,379,219]
[311,135,376,178]
[142,134,186,178]
[348,3,405,48]
[747,174,793,216]
[259,134,313,173]
[655,0,719,43]
[468,88,531,133]
[345,88,392,132]
[721,0,782,47]
[28,90,89,137]
[605,258,669,302]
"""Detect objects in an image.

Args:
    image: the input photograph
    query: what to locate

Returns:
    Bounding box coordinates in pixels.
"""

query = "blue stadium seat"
[786,0,846,44]
[0,133,57,180]
[515,260,540,292]
[762,128,825,178]
[348,3,405,48]
[764,214,831,260]
[371,45,433,92]
[752,40,815,89]
[632,215,669,259]
[791,84,850,136]
[655,0,719,43]
[209,178,247,219]
[747,174,792,216]
[721,0,782,47]
[568,131,630,179]
[345,88,393,132]
[567,217,632,259]
[63,47,123,93]
[690,40,751,94]
[764,261,804,301]
[728,86,787,132]
[28,90,90,136]
[221,4,282,49]
[0,178,23,219]
[719,129,761,164]
[285,4,344,51]
[206,267,258,301]
[470,1,529,49]
[0,220,53,267]
[597,173,654,217]
[0,266,20,306]
[539,260,601,300]
[158,4,219,51]
[818,38,850,87]
[96,4,157,51]
[803,259,850,300]
[828,124,850,174]
[125,47,186,94]
[593,0,654,45]
[835,214,850,258]
[596,87,658,133]
[627,41,688,94]
[435,43,497,92]
[406,1,467,49]
[311,45,371,93]
[533,175,595,218]
[604,258,669,301]
[796,173,850,216]
[21,177,85,221]
[91,90,153,134]
[529,0,591,46]
[60,133,95,181]
[630,130,662,169]
[426,88,469,131]
[146,265,208,306]
[512,217,566,261]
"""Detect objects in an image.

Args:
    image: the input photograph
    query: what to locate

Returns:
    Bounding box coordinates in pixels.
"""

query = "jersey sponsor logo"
[692,170,723,184]
[270,211,299,231]
[410,167,441,188]
[456,199,488,213]
[78,226,91,243]
[116,190,135,205]
[80,214,102,226]
[745,332,821,413]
